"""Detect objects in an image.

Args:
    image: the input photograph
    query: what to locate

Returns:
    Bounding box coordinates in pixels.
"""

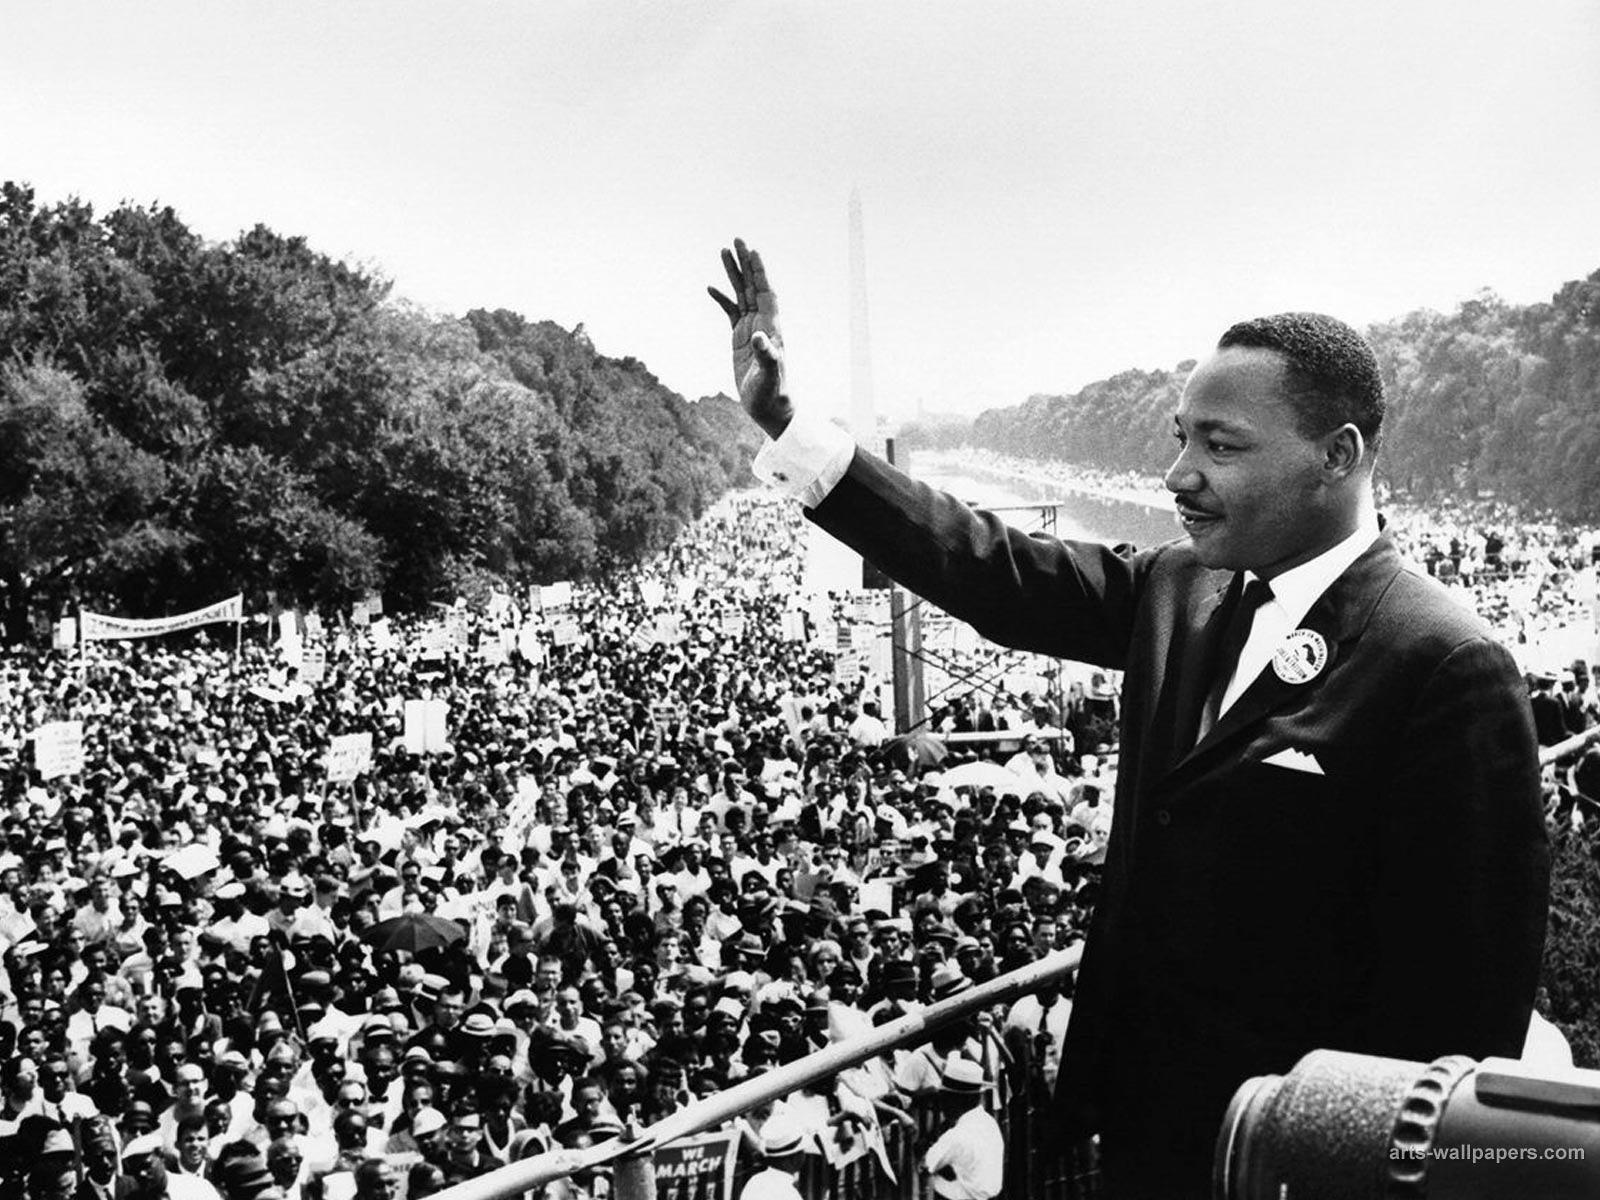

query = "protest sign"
[517,624,545,663]
[403,700,450,755]
[325,733,374,783]
[780,610,806,642]
[34,721,85,780]
[536,580,574,611]
[300,645,327,686]
[858,879,896,917]
[420,625,449,661]
[53,619,77,650]
[651,1130,739,1200]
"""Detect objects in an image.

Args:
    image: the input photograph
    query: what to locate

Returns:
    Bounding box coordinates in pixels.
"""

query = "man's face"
[40,1059,70,1101]
[1167,346,1345,577]
[433,993,463,1030]
[174,1065,207,1103]
[365,1048,397,1092]
[127,1153,168,1200]
[177,1122,208,1165]
[268,1140,304,1185]
[535,960,562,993]
[84,1142,119,1183]
[265,1100,301,1141]
[555,989,582,1023]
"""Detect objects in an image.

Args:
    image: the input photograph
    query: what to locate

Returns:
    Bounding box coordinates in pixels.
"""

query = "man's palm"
[709,239,793,439]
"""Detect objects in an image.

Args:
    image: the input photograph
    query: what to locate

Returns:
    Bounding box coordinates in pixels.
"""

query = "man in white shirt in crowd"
[738,1115,808,1200]
[923,1056,1003,1200]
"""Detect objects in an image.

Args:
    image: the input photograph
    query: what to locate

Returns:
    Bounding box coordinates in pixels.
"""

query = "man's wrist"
[753,411,856,507]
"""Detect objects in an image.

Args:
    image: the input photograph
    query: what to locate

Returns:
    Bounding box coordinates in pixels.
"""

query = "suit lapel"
[1148,572,1236,773]
[1170,536,1403,776]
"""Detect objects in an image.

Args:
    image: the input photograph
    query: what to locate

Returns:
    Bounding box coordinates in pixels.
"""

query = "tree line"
[903,271,1600,517]
[0,183,760,641]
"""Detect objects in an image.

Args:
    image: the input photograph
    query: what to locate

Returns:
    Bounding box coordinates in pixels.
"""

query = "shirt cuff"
[752,412,857,508]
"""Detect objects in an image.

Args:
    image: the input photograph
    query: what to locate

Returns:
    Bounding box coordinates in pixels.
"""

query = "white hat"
[412,1107,447,1137]
[939,1055,986,1094]
[122,1131,164,1160]
[759,1115,806,1157]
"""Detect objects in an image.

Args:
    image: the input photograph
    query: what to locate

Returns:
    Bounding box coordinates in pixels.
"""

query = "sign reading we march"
[651,1131,739,1200]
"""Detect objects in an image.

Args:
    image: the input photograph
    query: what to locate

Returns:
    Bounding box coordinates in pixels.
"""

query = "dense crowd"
[2,474,1595,1200]
[0,492,1101,1200]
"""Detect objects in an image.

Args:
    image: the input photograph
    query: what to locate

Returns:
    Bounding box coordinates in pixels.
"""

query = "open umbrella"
[163,844,222,881]
[938,760,1036,794]
[361,913,467,955]
[879,731,948,772]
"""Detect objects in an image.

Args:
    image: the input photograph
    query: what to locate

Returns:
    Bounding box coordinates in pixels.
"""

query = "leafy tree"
[0,363,178,639]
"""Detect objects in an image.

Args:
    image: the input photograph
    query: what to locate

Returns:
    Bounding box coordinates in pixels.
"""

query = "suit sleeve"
[1361,635,1549,1059]
[807,449,1153,670]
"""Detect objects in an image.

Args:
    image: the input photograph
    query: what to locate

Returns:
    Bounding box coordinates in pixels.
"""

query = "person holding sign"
[710,239,1548,1199]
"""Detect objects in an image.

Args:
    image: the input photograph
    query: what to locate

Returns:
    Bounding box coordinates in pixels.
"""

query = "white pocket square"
[1262,747,1325,776]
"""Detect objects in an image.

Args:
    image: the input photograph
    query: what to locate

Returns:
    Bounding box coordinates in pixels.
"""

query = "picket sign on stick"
[34,721,85,781]
[325,732,374,783]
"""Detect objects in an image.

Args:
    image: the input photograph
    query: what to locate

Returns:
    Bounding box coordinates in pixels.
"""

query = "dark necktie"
[1196,575,1274,742]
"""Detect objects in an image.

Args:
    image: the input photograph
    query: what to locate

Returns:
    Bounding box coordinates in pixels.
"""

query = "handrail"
[1540,724,1600,767]
[430,944,1083,1200]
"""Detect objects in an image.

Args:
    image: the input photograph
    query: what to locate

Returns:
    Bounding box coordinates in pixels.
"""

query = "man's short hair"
[1217,312,1385,449]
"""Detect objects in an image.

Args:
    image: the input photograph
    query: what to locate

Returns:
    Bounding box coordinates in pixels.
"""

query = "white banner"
[81,595,243,642]
[34,720,85,780]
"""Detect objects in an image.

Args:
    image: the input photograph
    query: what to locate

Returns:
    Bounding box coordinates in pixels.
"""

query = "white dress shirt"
[1217,515,1381,717]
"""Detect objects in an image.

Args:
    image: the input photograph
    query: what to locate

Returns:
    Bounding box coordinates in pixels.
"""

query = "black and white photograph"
[2,4,1598,1199]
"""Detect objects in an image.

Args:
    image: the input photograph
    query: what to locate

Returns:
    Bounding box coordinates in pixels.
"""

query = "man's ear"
[1322,423,1366,479]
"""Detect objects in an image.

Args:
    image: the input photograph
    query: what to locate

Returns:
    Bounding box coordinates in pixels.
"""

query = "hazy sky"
[4,1,1597,422]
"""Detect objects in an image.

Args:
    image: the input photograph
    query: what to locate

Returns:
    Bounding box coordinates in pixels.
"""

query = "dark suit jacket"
[810,449,1549,1195]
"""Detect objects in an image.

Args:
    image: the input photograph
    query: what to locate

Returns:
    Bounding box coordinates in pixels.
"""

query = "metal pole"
[428,946,1082,1200]
[611,1148,656,1200]
[1541,724,1600,766]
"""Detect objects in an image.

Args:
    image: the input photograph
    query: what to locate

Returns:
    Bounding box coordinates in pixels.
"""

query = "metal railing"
[1540,724,1600,767]
[432,946,1083,1200]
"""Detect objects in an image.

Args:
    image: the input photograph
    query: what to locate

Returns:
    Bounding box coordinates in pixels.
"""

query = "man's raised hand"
[708,238,793,439]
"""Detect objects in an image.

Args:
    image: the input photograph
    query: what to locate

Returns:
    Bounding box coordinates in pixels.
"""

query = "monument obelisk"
[848,186,876,443]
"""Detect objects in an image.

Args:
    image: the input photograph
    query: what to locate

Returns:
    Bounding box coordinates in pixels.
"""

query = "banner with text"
[81,595,243,642]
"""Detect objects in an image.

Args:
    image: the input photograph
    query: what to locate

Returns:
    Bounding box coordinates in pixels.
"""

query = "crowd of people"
[1,472,1594,1200]
[0,492,1101,1200]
